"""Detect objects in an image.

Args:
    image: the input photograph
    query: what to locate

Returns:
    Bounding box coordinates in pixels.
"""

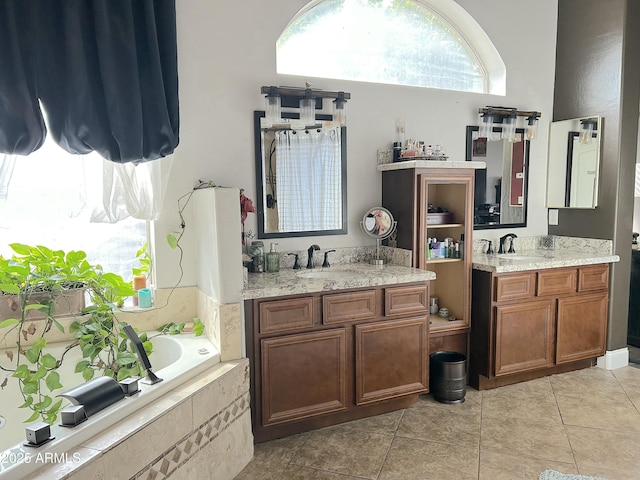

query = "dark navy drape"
[0,0,179,163]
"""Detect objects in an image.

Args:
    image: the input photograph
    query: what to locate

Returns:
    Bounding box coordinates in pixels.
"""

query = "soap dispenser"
[265,243,280,273]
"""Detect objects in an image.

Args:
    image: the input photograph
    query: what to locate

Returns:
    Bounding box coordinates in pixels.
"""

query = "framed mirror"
[466,126,530,230]
[546,116,602,209]
[253,111,347,238]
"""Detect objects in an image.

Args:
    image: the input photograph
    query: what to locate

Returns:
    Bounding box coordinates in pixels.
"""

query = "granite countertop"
[242,263,436,300]
[377,160,486,171]
[472,249,620,273]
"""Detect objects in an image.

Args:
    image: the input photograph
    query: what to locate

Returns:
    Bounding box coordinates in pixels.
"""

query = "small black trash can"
[429,351,467,404]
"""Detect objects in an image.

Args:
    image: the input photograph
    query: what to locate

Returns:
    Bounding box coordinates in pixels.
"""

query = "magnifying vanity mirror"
[253,110,347,239]
[546,116,602,209]
[361,207,397,265]
[466,126,530,229]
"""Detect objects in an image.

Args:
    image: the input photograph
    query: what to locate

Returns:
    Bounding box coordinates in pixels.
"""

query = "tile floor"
[235,365,640,480]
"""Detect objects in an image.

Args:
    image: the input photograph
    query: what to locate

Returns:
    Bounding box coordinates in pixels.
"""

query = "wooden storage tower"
[380,165,476,359]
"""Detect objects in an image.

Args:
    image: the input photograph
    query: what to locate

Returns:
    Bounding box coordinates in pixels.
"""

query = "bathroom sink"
[296,270,361,280]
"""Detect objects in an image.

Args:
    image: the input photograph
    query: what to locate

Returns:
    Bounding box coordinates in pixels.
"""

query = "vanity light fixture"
[333,91,347,126]
[526,112,541,140]
[264,86,281,126]
[478,107,542,142]
[579,118,597,144]
[501,109,517,143]
[299,89,316,125]
[260,86,351,126]
[478,107,495,140]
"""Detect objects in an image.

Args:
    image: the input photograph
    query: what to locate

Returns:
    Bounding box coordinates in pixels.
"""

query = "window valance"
[0,0,179,163]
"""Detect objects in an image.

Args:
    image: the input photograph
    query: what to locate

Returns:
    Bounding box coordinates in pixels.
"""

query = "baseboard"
[596,348,629,370]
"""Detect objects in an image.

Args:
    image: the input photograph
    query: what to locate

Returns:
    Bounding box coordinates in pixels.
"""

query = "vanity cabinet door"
[261,329,348,426]
[556,293,608,364]
[494,300,555,376]
[355,317,428,405]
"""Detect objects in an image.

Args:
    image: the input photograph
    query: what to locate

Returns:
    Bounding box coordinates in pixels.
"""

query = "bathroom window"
[0,139,148,282]
[277,0,506,95]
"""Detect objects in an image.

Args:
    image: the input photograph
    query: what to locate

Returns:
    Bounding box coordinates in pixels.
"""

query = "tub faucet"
[499,233,518,254]
[123,325,163,385]
[307,244,320,269]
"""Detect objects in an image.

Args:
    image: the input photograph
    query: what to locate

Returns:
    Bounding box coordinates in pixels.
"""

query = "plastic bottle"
[265,243,280,273]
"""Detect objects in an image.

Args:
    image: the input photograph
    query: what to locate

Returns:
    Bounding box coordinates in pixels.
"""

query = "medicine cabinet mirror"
[546,116,602,209]
[465,126,530,230]
[253,110,347,238]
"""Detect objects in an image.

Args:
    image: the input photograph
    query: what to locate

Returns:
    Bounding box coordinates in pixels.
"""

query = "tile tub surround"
[472,235,620,273]
[242,257,435,300]
[30,359,252,480]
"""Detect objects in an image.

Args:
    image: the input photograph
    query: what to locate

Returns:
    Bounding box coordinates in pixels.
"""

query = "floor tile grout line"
[371,407,407,480]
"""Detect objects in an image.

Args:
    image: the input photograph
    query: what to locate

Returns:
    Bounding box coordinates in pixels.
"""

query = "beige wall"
[152,0,559,289]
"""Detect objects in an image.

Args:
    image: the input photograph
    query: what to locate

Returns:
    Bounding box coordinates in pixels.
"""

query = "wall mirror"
[546,116,602,209]
[253,111,347,238]
[465,126,530,229]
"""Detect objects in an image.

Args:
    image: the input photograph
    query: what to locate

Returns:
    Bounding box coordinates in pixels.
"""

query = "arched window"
[277,0,505,95]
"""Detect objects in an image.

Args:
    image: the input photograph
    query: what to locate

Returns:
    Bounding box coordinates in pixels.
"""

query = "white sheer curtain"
[0,137,173,225]
[275,127,342,232]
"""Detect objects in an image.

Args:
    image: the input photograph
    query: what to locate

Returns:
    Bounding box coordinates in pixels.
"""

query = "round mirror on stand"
[360,207,397,265]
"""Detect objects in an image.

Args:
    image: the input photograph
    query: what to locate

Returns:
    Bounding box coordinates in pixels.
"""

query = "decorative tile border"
[132,392,250,480]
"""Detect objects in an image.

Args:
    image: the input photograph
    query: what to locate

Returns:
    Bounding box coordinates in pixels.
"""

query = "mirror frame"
[545,116,602,209]
[465,125,530,230]
[361,206,397,240]
[253,110,348,239]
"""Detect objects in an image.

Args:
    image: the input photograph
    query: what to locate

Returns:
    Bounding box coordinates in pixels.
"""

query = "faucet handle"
[322,250,336,268]
[288,253,301,269]
[480,239,494,255]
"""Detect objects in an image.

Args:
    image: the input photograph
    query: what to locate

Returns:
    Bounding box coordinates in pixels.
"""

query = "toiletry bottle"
[249,241,265,273]
[265,243,280,273]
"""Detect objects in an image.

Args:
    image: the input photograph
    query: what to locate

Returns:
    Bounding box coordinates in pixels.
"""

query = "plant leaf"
[52,318,65,333]
[40,353,58,369]
[74,360,90,373]
[23,380,38,394]
[34,396,53,410]
[19,396,34,408]
[0,318,20,329]
[24,410,41,423]
[117,367,131,382]
[167,234,178,249]
[45,371,63,391]
[0,284,20,294]
[82,367,95,381]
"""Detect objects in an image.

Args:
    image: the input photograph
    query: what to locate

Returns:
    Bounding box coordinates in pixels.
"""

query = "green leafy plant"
[132,242,152,280]
[158,317,204,337]
[0,243,141,424]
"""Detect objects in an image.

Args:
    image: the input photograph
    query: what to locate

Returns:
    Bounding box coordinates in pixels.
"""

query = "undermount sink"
[296,270,361,280]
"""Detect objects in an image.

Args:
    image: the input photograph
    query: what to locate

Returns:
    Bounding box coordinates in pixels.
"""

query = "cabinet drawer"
[323,290,377,325]
[578,264,609,292]
[494,273,535,302]
[537,269,576,296]
[384,284,429,316]
[259,297,315,334]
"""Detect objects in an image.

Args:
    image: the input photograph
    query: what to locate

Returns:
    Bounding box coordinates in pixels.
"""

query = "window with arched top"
[277,0,506,95]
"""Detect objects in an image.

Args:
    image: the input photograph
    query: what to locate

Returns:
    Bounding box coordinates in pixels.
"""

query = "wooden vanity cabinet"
[245,282,429,442]
[381,167,474,359]
[470,264,609,390]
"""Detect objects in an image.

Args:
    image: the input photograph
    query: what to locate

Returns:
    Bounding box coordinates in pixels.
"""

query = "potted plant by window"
[0,243,144,424]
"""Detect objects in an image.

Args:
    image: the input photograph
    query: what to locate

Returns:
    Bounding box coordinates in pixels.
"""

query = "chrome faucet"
[307,244,320,268]
[499,233,518,254]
